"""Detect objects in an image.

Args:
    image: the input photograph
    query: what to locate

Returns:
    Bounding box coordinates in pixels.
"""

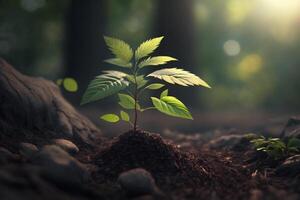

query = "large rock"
[31,145,89,185]
[281,117,300,138]
[52,139,79,155]
[118,168,161,197]
[19,142,39,158]
[207,134,249,151]
[0,164,99,200]
[0,147,18,164]
[275,155,300,176]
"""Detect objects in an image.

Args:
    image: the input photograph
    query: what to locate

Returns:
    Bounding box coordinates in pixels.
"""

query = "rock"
[249,189,263,200]
[19,143,38,158]
[0,147,18,164]
[281,117,300,138]
[131,195,155,200]
[275,155,300,176]
[207,134,249,151]
[0,164,98,200]
[31,145,88,185]
[52,139,79,155]
[118,168,161,197]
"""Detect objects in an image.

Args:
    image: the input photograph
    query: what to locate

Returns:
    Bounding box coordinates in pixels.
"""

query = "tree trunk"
[64,0,107,104]
[0,58,102,146]
[155,0,199,106]
[156,0,196,68]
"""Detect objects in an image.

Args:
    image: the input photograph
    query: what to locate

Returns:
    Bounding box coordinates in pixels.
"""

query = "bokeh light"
[223,40,241,56]
[21,0,46,12]
[237,54,263,80]
[255,0,300,44]
[226,0,253,25]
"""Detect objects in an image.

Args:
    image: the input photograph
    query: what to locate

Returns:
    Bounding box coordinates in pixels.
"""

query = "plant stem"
[141,107,155,112]
[133,78,138,131]
[133,61,138,132]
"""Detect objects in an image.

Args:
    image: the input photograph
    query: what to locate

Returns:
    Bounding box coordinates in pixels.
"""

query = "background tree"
[155,0,198,106]
[64,0,107,104]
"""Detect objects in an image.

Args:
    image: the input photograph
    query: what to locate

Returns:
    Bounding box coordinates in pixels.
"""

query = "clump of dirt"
[95,130,211,186]
[93,130,252,199]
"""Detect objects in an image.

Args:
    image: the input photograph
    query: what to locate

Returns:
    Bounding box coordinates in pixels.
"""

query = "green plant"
[56,77,78,92]
[250,135,300,159]
[81,36,211,131]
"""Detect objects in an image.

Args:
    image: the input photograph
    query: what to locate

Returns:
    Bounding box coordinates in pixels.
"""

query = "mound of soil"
[93,130,251,199]
[95,130,210,186]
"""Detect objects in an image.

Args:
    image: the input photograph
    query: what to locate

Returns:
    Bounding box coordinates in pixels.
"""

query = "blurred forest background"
[1,0,300,133]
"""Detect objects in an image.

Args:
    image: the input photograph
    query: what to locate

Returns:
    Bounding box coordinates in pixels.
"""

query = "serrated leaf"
[145,83,164,90]
[136,75,148,89]
[118,93,140,110]
[120,110,130,122]
[135,36,164,60]
[151,96,193,119]
[102,70,128,78]
[104,36,133,62]
[100,114,119,123]
[138,56,177,68]
[63,78,78,92]
[126,75,135,83]
[104,58,132,68]
[288,138,300,148]
[147,68,211,88]
[81,71,129,105]
[125,75,148,88]
[160,89,168,98]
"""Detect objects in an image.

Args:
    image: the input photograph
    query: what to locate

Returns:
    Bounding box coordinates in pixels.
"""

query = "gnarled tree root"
[0,58,101,146]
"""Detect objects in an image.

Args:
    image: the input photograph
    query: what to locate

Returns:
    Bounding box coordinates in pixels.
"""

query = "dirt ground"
[2,114,299,200]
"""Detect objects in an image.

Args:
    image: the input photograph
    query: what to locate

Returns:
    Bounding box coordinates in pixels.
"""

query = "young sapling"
[81,36,211,131]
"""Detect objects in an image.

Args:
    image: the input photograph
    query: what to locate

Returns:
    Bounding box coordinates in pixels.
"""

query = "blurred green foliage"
[0,0,300,111]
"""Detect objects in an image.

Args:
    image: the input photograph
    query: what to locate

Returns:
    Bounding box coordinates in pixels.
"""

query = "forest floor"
[1,59,299,200]
[1,114,299,200]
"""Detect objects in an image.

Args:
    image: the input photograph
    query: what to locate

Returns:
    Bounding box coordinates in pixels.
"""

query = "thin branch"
[140,107,155,112]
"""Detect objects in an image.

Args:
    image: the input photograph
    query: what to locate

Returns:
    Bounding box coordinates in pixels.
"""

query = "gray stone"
[207,134,248,150]
[281,117,300,138]
[31,145,88,185]
[19,143,38,158]
[276,155,300,176]
[131,195,155,200]
[118,168,161,197]
[249,189,263,200]
[52,139,79,155]
[0,164,96,200]
[0,147,17,164]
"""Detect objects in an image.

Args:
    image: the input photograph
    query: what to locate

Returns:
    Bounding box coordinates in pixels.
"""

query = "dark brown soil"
[1,129,299,200]
[90,130,257,199]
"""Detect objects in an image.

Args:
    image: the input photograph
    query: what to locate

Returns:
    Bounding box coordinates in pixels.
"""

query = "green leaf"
[100,114,120,123]
[160,89,168,98]
[104,58,132,68]
[63,78,78,92]
[145,83,164,90]
[118,93,140,110]
[136,75,148,89]
[138,56,177,68]
[120,110,130,122]
[56,79,63,86]
[104,36,133,62]
[288,138,300,149]
[102,70,129,78]
[135,36,164,60]
[148,68,211,88]
[81,71,129,105]
[125,75,148,89]
[151,96,193,119]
